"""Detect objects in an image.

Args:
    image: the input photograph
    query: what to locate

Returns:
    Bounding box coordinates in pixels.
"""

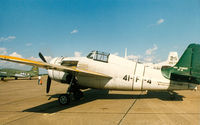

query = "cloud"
[143,44,158,63]
[157,19,164,25]
[148,18,165,27]
[9,52,23,58]
[0,61,26,69]
[127,54,140,61]
[28,56,41,61]
[144,56,155,62]
[0,48,7,55]
[28,56,52,63]
[0,36,16,42]
[0,49,51,70]
[70,29,79,34]
[74,51,82,57]
[26,43,32,47]
[145,44,158,55]
[0,51,24,69]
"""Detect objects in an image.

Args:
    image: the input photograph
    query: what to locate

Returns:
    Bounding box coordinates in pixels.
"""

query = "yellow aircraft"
[0,43,199,105]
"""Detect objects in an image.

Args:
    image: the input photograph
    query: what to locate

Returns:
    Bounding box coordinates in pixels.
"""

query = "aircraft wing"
[0,55,111,78]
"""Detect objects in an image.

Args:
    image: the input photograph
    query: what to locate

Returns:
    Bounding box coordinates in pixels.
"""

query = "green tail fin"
[30,66,39,74]
[161,43,200,84]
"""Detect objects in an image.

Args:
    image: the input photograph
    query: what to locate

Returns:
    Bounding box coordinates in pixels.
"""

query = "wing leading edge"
[0,55,111,78]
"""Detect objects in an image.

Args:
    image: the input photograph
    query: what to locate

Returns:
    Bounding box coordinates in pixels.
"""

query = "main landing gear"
[169,91,176,100]
[58,76,84,105]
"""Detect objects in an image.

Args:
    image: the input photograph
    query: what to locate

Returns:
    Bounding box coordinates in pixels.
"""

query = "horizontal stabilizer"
[170,73,200,84]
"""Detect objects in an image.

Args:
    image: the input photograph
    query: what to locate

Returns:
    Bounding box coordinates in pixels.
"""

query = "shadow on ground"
[23,89,184,113]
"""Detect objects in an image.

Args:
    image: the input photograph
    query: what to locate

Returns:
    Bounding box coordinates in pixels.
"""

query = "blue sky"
[0,0,200,69]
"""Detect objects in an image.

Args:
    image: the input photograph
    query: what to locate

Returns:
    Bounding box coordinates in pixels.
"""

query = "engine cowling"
[48,57,70,83]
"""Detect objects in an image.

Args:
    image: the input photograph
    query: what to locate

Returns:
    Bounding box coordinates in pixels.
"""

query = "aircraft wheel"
[58,94,70,105]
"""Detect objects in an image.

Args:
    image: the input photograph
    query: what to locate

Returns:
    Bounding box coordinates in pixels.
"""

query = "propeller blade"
[39,52,47,63]
[38,52,52,93]
[39,52,51,93]
[46,76,51,93]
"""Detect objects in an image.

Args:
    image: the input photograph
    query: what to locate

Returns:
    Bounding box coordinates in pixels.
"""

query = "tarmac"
[0,76,200,125]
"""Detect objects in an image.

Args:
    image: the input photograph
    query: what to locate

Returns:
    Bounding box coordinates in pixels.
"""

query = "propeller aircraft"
[0,66,38,80]
[0,43,199,105]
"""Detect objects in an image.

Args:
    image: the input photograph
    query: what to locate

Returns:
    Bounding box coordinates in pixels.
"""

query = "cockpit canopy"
[87,51,110,63]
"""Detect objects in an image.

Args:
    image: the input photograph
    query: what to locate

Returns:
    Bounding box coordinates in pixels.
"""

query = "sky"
[0,0,200,70]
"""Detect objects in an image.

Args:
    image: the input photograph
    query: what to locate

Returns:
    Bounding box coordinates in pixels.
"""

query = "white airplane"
[145,51,179,70]
[0,43,199,105]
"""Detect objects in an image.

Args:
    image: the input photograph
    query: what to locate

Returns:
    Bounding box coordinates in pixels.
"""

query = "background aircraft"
[0,66,39,80]
[0,43,199,105]
[144,52,179,70]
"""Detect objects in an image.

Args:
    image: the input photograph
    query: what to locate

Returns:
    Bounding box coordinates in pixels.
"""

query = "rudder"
[161,43,200,84]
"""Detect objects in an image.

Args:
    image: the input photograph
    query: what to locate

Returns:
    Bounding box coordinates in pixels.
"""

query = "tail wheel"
[58,94,70,105]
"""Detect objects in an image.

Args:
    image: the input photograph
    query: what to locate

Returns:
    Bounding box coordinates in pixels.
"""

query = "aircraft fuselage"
[48,54,197,91]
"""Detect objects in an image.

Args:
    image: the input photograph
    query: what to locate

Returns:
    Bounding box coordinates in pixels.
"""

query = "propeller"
[39,52,47,63]
[39,52,52,93]
[46,76,51,93]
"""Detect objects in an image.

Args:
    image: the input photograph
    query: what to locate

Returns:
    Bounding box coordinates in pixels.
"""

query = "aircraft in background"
[0,43,199,105]
[0,66,39,80]
[145,52,179,70]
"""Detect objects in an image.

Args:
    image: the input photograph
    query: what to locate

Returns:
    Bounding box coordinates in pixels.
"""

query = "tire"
[58,94,70,105]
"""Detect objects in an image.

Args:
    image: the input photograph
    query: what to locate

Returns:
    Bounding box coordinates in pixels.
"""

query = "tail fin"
[166,52,178,66]
[30,66,39,75]
[161,43,200,84]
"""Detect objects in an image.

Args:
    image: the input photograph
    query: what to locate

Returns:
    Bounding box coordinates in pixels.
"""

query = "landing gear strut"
[169,91,176,100]
[58,75,83,105]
